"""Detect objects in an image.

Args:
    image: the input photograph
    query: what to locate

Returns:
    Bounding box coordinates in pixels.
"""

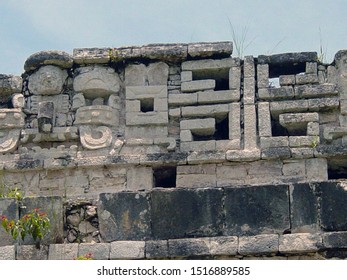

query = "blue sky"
[1,0,347,75]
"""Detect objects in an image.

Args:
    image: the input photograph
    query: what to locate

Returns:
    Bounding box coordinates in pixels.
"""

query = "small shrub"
[1,208,50,247]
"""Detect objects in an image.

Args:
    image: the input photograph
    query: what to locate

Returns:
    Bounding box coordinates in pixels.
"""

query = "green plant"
[108,48,117,62]
[318,27,328,64]
[1,208,50,248]
[311,136,320,148]
[227,17,255,58]
[75,252,93,260]
[5,187,24,201]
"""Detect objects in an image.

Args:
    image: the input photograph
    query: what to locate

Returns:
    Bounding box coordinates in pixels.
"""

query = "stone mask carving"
[28,65,67,95]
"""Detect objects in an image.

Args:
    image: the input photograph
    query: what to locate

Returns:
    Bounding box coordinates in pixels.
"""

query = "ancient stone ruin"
[1,41,347,259]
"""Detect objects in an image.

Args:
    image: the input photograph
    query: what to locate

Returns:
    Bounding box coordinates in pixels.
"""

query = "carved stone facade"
[1,42,347,259]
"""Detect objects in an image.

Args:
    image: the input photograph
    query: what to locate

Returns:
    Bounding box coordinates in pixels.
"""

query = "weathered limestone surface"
[1,42,347,259]
[151,188,223,239]
[98,192,151,241]
[24,50,73,71]
[28,65,68,95]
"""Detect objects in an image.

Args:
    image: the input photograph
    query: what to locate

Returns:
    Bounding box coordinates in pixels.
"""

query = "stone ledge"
[4,230,347,259]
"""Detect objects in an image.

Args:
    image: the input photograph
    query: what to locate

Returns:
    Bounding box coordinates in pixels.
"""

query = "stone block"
[168,238,210,257]
[261,147,291,159]
[187,41,233,58]
[125,126,168,139]
[308,97,339,111]
[209,236,238,256]
[0,75,22,103]
[248,160,283,176]
[323,232,347,249]
[306,62,317,74]
[0,198,18,246]
[244,105,257,149]
[282,160,306,177]
[187,151,226,164]
[288,136,317,148]
[243,56,254,77]
[126,100,141,112]
[75,105,119,126]
[28,66,68,96]
[290,183,319,233]
[229,103,241,142]
[290,147,314,159]
[259,87,294,101]
[98,192,151,241]
[126,112,168,126]
[180,130,193,142]
[131,43,188,62]
[318,70,326,84]
[177,164,216,188]
[73,65,121,98]
[258,102,272,137]
[182,57,238,71]
[181,104,229,117]
[89,177,126,193]
[169,108,181,118]
[126,85,167,100]
[0,109,24,129]
[127,166,153,191]
[180,118,215,136]
[72,47,110,64]
[78,243,110,260]
[306,158,327,181]
[180,140,216,152]
[224,184,290,236]
[145,240,169,258]
[226,149,261,162]
[257,52,318,65]
[307,122,320,136]
[295,73,318,85]
[198,90,239,104]
[16,245,49,260]
[229,66,241,90]
[258,88,270,100]
[177,164,216,175]
[125,62,169,86]
[279,112,319,127]
[168,93,197,106]
[279,233,322,254]
[151,188,223,239]
[270,100,309,116]
[181,71,193,82]
[139,152,187,166]
[295,84,338,98]
[243,77,255,104]
[318,181,347,231]
[24,51,73,71]
[21,196,64,245]
[340,99,347,115]
[216,164,247,187]
[260,136,288,149]
[238,234,279,255]
[48,243,79,260]
[176,174,216,188]
[327,65,337,84]
[216,139,240,151]
[181,80,215,93]
[110,241,145,259]
[279,75,295,86]
[257,64,269,88]
[0,245,15,260]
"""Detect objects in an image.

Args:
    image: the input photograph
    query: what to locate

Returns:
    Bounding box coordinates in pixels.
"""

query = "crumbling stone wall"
[1,41,347,259]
